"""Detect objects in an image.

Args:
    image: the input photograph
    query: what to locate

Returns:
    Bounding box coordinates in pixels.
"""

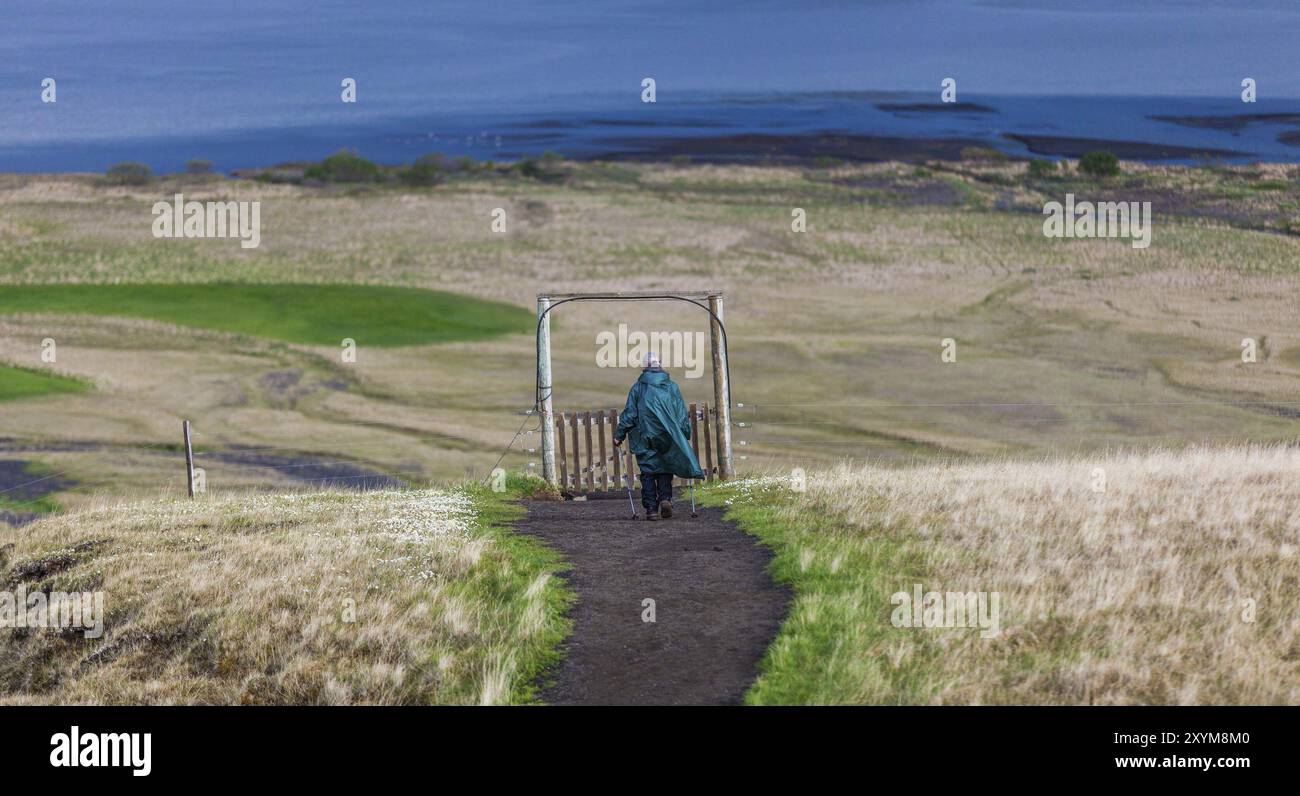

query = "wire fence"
[2,392,1297,515]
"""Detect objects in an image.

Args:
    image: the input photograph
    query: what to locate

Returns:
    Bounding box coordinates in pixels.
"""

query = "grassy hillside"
[0,363,88,402]
[0,485,570,704]
[0,283,531,346]
[0,160,1296,511]
[712,445,1300,705]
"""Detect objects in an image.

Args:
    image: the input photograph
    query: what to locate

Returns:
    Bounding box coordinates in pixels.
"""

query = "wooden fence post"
[183,420,195,498]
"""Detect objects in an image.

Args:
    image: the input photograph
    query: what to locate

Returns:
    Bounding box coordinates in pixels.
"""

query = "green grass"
[0,494,61,516]
[703,478,944,705]
[463,480,574,704]
[0,460,67,517]
[0,283,532,347]
[0,363,90,402]
[1248,180,1290,192]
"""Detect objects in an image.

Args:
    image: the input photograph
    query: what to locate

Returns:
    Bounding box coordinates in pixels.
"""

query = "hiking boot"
[659,500,673,518]
[646,513,659,521]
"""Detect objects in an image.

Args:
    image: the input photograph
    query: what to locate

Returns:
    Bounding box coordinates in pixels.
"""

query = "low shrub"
[304,149,383,183]
[401,154,446,186]
[103,162,155,186]
[1079,150,1120,178]
[1027,159,1058,179]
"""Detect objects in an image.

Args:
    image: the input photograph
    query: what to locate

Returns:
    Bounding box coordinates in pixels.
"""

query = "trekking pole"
[624,472,638,519]
[689,479,698,518]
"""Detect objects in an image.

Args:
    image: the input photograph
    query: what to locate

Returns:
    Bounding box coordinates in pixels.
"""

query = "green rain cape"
[614,369,705,479]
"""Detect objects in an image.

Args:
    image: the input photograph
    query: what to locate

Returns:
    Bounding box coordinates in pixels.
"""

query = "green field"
[0,363,88,402]
[0,283,531,347]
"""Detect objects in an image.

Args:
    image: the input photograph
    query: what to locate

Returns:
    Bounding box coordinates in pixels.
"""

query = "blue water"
[4,0,1300,172]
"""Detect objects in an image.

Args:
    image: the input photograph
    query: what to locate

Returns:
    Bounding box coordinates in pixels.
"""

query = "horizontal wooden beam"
[538,290,723,301]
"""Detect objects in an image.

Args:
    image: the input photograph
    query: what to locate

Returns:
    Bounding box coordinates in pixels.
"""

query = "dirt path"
[517,492,789,705]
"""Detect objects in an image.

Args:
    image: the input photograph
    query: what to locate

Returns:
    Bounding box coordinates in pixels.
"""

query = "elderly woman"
[612,352,704,520]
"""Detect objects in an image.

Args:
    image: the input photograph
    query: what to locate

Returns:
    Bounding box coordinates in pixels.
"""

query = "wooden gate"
[553,403,722,492]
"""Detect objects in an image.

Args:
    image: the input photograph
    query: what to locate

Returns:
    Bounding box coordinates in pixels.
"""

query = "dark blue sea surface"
[3,0,1299,171]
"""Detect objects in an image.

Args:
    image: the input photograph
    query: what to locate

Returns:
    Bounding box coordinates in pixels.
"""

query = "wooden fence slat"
[570,414,581,493]
[701,401,714,481]
[625,420,636,484]
[557,413,569,489]
[610,408,619,488]
[584,417,592,491]
[583,411,595,492]
[689,402,700,465]
[596,411,608,490]
[609,409,621,490]
[607,411,614,490]
[714,401,726,482]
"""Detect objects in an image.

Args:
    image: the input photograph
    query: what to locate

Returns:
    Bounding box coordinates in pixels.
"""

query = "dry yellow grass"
[725,444,1300,704]
[0,486,567,704]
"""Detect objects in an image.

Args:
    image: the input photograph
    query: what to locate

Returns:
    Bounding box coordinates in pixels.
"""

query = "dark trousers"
[639,473,673,513]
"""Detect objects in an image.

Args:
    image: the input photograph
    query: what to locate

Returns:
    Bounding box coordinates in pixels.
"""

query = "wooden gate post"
[708,293,733,479]
[537,296,557,486]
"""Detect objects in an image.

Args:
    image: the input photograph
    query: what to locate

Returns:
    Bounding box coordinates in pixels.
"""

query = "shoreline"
[594,132,993,164]
[1001,133,1246,161]
[6,93,1300,174]
[9,130,1299,180]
